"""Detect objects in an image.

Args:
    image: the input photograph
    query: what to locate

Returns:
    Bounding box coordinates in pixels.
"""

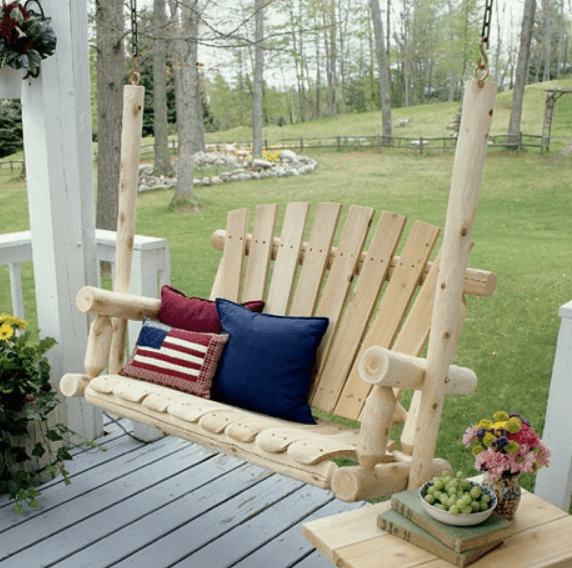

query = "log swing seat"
[61,79,498,503]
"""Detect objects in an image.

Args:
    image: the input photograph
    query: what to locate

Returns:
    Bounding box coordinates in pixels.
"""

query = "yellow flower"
[0,313,27,329]
[477,419,493,429]
[493,411,509,422]
[263,150,281,162]
[505,417,521,433]
[482,433,496,447]
[0,323,14,341]
[472,446,484,456]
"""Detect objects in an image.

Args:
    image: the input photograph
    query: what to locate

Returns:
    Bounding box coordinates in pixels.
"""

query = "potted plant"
[0,1,57,98]
[462,410,550,520]
[0,313,73,512]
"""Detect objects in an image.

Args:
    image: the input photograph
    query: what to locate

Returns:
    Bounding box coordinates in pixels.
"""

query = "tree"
[153,0,175,176]
[508,0,536,148]
[169,0,201,209]
[252,0,265,157]
[370,0,392,144]
[95,0,125,231]
[0,100,23,159]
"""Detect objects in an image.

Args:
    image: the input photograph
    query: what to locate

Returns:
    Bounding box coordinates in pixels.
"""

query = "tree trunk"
[542,0,553,81]
[95,0,125,231]
[169,1,199,209]
[252,0,264,158]
[153,0,174,177]
[370,0,392,145]
[507,0,536,148]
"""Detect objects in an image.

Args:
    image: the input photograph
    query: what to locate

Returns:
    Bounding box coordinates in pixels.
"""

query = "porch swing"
[60,1,498,502]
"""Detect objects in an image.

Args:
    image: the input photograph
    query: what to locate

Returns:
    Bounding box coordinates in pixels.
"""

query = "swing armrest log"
[76,285,160,320]
[358,346,477,395]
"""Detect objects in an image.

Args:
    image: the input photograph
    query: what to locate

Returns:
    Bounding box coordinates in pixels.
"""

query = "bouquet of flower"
[462,411,550,482]
[0,1,57,77]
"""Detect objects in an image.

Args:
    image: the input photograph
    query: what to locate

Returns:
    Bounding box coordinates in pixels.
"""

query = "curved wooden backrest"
[210,202,494,436]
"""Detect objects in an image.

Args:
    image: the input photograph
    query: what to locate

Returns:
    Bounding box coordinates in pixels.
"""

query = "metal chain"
[480,0,494,47]
[474,0,493,86]
[130,0,141,85]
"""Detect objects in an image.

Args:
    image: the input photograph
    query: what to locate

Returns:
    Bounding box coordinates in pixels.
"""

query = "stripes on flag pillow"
[120,319,229,398]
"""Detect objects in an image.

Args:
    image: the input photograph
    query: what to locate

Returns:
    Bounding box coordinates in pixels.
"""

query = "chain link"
[130,0,140,85]
[480,0,494,47]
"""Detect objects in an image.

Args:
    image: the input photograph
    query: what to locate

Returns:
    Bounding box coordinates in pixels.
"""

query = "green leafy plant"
[0,313,73,512]
[0,1,57,77]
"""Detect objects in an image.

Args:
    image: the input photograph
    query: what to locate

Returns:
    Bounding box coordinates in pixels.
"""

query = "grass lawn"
[1,81,571,496]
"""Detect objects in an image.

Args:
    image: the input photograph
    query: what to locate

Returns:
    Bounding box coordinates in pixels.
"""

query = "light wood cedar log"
[60,315,114,396]
[359,345,477,394]
[356,385,396,469]
[108,85,145,375]
[76,286,160,319]
[211,231,496,298]
[60,374,90,397]
[408,80,496,489]
[331,458,453,502]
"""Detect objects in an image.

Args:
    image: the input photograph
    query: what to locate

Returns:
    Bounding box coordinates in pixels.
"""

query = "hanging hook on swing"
[474,0,493,86]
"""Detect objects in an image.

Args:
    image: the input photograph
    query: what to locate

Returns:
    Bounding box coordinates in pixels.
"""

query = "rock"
[279,149,298,161]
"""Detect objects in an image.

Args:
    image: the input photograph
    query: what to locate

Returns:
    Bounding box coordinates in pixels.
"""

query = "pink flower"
[476,450,508,480]
[462,425,478,447]
[508,446,536,474]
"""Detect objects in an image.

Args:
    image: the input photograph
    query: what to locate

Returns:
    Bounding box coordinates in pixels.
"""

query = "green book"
[388,488,514,553]
[378,509,504,568]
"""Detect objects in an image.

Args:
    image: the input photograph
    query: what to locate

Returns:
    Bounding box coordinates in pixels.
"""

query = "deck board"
[0,418,364,568]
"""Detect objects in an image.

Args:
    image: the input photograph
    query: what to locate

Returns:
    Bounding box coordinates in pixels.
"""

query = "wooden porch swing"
[60,5,498,503]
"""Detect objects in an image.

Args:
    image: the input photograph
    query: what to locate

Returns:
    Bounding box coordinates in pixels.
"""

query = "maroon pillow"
[158,285,264,333]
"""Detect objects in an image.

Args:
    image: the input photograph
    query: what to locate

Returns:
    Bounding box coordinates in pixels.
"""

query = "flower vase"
[483,473,522,521]
[0,66,23,99]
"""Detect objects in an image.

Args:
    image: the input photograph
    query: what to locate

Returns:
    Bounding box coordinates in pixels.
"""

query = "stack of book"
[378,489,515,567]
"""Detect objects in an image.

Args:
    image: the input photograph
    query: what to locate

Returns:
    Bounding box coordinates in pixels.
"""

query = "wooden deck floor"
[0,417,364,568]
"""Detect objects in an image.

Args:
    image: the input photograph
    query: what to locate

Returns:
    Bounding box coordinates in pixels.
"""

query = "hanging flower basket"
[0,0,57,91]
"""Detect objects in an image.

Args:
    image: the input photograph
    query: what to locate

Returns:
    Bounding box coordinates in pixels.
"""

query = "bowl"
[418,480,497,526]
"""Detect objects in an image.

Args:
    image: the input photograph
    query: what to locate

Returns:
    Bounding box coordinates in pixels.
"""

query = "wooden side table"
[302,490,572,567]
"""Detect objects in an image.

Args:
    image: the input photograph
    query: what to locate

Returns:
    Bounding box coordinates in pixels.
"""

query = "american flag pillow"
[120,319,229,398]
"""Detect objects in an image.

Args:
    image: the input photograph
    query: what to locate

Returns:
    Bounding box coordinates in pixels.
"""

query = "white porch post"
[21,0,101,440]
[535,300,572,511]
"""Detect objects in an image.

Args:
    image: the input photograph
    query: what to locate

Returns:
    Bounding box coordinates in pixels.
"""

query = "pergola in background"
[541,88,572,153]
[20,0,101,440]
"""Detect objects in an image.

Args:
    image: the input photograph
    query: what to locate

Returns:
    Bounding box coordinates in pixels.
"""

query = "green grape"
[425,494,436,505]
[433,479,444,490]
[470,486,482,499]
[480,501,490,511]
[471,501,481,512]
[461,506,472,515]
[481,493,491,504]
[449,504,460,515]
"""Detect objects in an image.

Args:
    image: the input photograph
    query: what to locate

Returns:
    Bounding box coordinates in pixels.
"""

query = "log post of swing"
[107,84,145,375]
[408,77,496,489]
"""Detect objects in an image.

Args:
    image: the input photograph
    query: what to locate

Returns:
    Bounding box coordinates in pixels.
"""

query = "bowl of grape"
[419,472,497,526]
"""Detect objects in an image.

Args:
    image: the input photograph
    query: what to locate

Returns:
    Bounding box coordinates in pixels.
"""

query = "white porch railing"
[0,229,171,352]
[535,300,572,511]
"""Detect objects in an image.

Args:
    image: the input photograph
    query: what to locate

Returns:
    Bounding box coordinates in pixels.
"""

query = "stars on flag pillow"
[120,319,229,398]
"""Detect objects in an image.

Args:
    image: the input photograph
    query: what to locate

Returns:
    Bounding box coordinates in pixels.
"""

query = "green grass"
[203,78,572,147]
[1,82,571,497]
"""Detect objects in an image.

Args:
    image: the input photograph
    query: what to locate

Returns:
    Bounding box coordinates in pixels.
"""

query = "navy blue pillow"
[212,298,329,424]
